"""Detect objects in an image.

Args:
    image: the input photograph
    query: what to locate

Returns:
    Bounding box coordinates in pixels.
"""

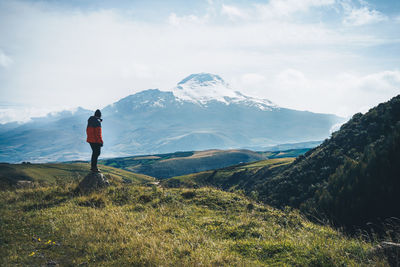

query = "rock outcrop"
[77,172,109,193]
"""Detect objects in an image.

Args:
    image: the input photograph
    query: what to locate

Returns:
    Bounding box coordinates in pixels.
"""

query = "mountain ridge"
[0,73,343,162]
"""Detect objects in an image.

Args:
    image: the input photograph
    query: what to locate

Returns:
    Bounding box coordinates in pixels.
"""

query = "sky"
[0,0,399,123]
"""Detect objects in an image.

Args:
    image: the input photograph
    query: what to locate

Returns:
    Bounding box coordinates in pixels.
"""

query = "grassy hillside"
[166,96,400,233]
[162,158,294,190]
[0,177,388,266]
[157,95,400,236]
[250,95,400,231]
[100,149,308,179]
[0,163,155,189]
[100,149,266,179]
[264,149,311,159]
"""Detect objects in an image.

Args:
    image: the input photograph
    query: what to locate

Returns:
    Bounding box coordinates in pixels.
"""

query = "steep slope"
[163,95,400,232]
[251,95,400,228]
[200,95,400,231]
[252,95,400,230]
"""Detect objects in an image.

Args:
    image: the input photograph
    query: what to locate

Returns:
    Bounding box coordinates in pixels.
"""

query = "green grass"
[0,177,388,266]
[0,163,155,189]
[99,149,293,179]
[263,149,311,159]
[162,158,294,189]
[233,158,295,170]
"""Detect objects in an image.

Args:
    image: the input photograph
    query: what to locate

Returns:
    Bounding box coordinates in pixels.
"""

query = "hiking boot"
[90,168,100,173]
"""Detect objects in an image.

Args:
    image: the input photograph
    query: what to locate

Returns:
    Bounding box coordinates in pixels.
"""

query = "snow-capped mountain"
[171,73,276,110]
[0,73,344,162]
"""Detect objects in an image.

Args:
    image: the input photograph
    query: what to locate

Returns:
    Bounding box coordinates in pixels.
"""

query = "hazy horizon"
[1,0,400,123]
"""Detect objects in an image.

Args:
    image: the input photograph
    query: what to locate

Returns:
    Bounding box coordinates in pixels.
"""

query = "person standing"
[86,109,103,172]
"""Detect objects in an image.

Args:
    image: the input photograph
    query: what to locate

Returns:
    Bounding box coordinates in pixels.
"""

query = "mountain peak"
[177,73,225,86]
[172,73,277,110]
[172,73,240,105]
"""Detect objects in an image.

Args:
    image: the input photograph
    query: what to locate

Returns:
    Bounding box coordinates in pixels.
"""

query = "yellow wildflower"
[38,237,41,242]
[46,240,52,244]
[29,252,35,256]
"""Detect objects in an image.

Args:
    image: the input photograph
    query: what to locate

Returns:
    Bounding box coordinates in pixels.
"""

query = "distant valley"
[99,148,309,179]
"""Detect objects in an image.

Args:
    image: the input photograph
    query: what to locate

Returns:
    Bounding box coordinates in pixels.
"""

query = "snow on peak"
[171,73,277,110]
[178,73,225,86]
[173,73,243,104]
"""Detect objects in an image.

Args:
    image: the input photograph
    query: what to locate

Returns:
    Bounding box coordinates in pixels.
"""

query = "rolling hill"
[99,149,308,179]
[162,158,294,190]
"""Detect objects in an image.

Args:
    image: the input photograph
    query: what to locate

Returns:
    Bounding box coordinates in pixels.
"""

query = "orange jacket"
[86,116,103,144]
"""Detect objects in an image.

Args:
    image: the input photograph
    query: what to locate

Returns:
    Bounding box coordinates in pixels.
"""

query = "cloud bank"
[0,0,399,123]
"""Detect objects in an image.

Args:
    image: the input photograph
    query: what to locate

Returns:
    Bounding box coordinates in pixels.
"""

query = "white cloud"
[0,0,398,122]
[343,6,387,26]
[353,71,400,93]
[232,68,400,118]
[256,0,335,18]
[120,63,152,79]
[241,73,266,85]
[0,107,53,124]
[221,4,247,20]
[168,12,206,26]
[331,71,400,115]
[276,69,309,88]
[253,0,387,27]
[0,49,13,67]
[250,69,400,117]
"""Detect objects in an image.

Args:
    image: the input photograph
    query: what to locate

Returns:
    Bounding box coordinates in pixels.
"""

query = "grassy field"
[100,149,269,179]
[262,149,311,159]
[99,149,308,179]
[0,163,155,189]
[0,177,388,266]
[162,158,294,189]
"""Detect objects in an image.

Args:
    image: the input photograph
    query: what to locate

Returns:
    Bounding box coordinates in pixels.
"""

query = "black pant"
[90,143,101,170]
